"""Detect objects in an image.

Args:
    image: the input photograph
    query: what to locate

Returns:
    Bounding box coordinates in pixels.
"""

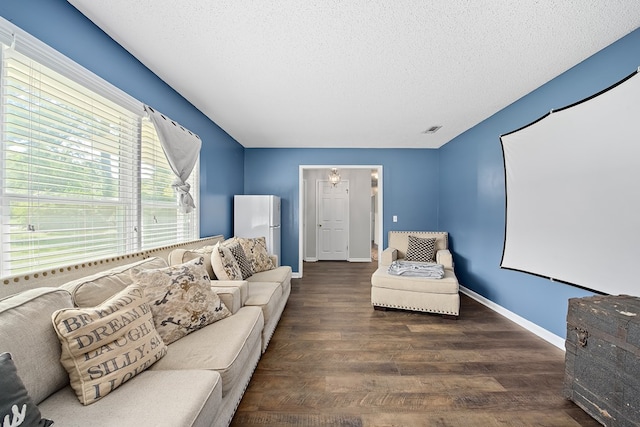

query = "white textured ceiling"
[67,0,640,149]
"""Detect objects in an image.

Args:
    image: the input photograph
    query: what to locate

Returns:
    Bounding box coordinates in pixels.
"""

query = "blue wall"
[244,148,440,270]
[0,0,244,239]
[3,0,640,340]
[439,28,640,338]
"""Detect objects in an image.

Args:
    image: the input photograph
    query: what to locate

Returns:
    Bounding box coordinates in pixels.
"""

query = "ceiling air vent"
[422,125,442,134]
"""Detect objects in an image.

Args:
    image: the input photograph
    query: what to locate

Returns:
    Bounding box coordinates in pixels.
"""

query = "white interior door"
[317,180,349,260]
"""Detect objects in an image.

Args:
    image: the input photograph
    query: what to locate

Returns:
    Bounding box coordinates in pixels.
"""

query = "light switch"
[392,215,398,223]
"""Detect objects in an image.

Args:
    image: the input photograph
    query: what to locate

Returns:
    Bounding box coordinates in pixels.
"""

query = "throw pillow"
[211,242,243,280]
[167,245,217,279]
[51,284,168,405]
[0,352,53,427]
[227,242,254,279]
[405,235,437,263]
[236,237,275,273]
[131,257,231,345]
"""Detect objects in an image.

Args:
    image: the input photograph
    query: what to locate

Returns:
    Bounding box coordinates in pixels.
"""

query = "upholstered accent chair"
[371,231,460,317]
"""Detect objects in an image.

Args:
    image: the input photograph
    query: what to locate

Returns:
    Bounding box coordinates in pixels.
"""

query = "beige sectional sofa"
[168,237,292,353]
[0,235,290,427]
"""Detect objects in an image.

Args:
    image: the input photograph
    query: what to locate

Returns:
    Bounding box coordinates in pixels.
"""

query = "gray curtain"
[144,106,201,213]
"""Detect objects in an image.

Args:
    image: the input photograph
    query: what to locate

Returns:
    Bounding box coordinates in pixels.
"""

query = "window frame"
[0,18,200,277]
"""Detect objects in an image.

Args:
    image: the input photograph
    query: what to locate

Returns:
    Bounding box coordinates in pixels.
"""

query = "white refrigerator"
[234,195,281,266]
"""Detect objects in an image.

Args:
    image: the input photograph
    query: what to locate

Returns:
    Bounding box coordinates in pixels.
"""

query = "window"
[0,22,199,277]
[140,118,199,249]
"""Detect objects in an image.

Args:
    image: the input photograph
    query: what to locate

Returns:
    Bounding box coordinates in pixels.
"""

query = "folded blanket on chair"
[388,261,445,279]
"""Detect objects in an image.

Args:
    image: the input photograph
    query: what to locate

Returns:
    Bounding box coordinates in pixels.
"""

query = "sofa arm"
[381,247,398,266]
[210,280,248,306]
[269,254,279,267]
[436,249,454,269]
[211,286,242,314]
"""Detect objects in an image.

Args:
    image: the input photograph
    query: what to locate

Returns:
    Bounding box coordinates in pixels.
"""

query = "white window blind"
[0,19,199,277]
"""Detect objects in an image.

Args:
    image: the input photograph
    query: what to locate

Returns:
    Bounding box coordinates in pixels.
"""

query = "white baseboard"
[459,285,565,350]
[304,257,371,263]
[292,272,302,279]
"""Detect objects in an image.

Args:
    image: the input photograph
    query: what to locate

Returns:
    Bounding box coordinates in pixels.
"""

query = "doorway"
[298,165,383,278]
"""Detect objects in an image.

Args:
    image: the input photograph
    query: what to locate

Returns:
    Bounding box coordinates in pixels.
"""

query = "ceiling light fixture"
[328,168,341,187]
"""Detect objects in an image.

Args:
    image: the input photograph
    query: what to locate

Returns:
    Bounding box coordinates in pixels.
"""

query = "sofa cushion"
[211,242,243,280]
[247,266,292,287]
[280,276,292,299]
[235,237,275,273]
[405,235,436,262]
[371,268,459,294]
[244,282,283,330]
[149,305,264,397]
[132,257,232,345]
[52,284,168,405]
[38,370,222,427]
[60,257,169,307]
[0,352,53,427]
[167,245,216,279]
[0,287,73,405]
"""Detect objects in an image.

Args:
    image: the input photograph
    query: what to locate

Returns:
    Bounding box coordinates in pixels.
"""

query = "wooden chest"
[564,295,640,426]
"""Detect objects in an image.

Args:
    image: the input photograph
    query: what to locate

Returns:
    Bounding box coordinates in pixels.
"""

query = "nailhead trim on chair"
[371,302,458,316]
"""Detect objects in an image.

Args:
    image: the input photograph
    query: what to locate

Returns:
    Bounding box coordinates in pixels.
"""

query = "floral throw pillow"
[236,237,275,273]
[211,242,243,280]
[132,257,231,345]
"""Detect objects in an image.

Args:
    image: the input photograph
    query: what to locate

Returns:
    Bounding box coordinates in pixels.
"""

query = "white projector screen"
[500,70,640,296]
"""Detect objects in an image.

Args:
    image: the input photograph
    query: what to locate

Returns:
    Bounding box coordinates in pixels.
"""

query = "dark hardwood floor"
[231,261,599,427]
